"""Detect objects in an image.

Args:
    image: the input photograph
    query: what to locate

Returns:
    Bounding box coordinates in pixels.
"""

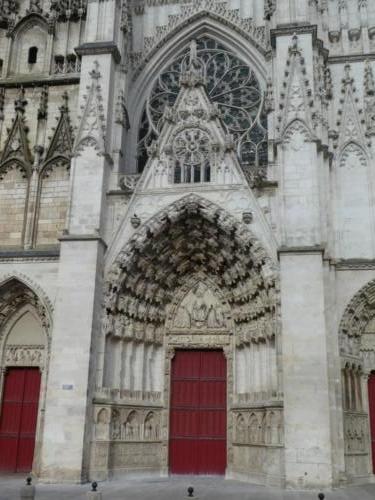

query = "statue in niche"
[236,414,247,443]
[192,283,208,326]
[173,281,226,330]
[144,412,159,440]
[174,305,191,328]
[123,411,139,440]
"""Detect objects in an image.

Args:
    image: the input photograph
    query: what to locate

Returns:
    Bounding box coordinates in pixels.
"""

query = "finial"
[189,40,198,66]
[60,91,69,114]
[180,39,204,87]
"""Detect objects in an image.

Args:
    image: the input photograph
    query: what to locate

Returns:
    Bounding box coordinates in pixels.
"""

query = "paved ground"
[1,475,375,500]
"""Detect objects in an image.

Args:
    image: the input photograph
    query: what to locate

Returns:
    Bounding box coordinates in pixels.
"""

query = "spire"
[334,63,367,149]
[1,87,31,164]
[276,34,316,137]
[73,60,108,157]
[45,91,73,160]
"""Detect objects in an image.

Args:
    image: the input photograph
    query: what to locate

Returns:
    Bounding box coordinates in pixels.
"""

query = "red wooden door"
[169,350,227,474]
[0,368,41,472]
[369,373,375,474]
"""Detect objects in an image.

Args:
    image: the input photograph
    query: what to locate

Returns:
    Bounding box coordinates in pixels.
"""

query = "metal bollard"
[318,494,325,500]
[20,477,35,500]
[186,486,199,498]
[87,481,102,500]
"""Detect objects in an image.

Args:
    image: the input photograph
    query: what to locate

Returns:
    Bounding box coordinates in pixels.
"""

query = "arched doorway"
[0,278,51,473]
[91,195,280,480]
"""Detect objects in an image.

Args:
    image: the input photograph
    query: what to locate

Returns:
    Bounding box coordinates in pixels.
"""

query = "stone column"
[39,0,122,481]
[280,250,333,489]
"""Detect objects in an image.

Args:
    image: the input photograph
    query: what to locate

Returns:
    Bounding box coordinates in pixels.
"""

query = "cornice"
[75,42,121,64]
[334,260,375,271]
[0,248,60,262]
[329,53,375,64]
[0,75,80,89]
[278,245,325,258]
[271,24,317,48]
[59,233,108,250]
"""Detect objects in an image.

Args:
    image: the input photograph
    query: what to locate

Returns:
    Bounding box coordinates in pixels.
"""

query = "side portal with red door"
[0,368,41,472]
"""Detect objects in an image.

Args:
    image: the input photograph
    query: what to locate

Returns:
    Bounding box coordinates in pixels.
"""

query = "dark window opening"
[28,47,38,64]
[193,165,201,183]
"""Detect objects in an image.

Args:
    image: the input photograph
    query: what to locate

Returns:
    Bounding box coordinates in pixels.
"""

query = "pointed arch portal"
[0,278,50,473]
[95,195,280,477]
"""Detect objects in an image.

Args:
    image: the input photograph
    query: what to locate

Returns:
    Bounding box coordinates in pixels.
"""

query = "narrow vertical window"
[28,47,38,64]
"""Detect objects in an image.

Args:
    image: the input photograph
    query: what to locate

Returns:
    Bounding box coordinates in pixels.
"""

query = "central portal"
[169,350,227,475]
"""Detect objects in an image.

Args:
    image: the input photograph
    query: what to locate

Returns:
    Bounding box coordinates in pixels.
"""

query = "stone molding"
[270,24,319,49]
[130,4,269,79]
[75,42,121,64]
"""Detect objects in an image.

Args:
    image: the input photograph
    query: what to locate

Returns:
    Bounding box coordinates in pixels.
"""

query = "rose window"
[173,129,210,165]
[172,128,211,184]
[137,36,268,181]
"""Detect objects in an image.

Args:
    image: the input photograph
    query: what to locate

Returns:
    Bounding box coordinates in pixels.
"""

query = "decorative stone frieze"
[4,344,44,366]
[233,408,284,446]
[50,0,87,21]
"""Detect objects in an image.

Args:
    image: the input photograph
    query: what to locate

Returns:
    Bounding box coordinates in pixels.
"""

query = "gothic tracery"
[137,36,268,175]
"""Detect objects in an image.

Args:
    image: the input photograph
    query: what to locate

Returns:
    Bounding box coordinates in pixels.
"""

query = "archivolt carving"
[339,279,375,361]
[131,5,268,79]
[104,194,279,348]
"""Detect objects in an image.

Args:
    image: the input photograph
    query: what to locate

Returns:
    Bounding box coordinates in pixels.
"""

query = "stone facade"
[0,0,375,491]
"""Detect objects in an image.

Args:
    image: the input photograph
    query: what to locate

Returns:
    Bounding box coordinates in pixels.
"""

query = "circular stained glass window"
[137,36,268,179]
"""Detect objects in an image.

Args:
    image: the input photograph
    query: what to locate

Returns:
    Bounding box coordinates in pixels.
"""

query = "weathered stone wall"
[0,166,28,246]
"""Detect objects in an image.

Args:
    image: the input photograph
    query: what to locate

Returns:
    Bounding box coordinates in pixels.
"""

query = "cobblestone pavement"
[1,475,375,500]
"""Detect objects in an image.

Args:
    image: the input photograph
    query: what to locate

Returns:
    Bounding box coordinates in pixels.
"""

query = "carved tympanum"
[173,282,225,330]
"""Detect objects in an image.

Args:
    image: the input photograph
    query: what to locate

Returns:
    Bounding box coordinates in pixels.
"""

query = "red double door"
[369,373,375,474]
[169,350,227,475]
[0,368,41,472]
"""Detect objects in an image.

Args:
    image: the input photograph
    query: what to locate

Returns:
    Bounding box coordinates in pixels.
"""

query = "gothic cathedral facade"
[0,0,375,491]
